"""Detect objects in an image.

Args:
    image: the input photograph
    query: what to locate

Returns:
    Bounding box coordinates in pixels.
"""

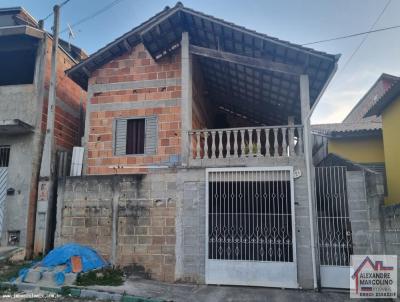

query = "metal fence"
[315,166,353,266]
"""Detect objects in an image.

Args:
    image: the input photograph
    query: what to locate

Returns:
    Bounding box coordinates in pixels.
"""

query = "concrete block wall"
[347,171,375,255]
[347,171,390,254]
[175,168,206,283]
[382,204,400,291]
[347,170,400,290]
[56,162,314,288]
[56,172,177,282]
[85,43,182,175]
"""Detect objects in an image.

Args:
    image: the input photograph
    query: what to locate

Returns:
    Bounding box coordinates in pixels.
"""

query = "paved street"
[88,277,386,302]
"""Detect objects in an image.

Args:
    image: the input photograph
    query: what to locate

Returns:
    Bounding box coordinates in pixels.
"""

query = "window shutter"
[114,118,127,155]
[144,116,157,155]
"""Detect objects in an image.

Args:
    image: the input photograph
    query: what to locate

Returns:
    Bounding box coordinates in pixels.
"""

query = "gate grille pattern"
[315,166,353,266]
[0,168,8,237]
[208,169,293,262]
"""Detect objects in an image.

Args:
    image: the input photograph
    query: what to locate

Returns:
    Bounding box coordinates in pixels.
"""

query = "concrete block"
[24,270,42,284]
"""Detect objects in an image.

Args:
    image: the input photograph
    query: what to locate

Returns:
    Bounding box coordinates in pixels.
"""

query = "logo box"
[350,255,397,299]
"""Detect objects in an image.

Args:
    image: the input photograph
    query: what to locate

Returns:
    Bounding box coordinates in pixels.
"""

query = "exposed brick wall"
[56,173,177,282]
[41,39,86,150]
[86,43,182,175]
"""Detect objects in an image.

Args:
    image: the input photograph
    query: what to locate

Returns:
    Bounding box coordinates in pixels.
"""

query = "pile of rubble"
[15,243,107,287]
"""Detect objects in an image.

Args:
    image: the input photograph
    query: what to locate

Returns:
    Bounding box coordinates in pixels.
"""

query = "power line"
[42,0,72,21]
[339,0,391,73]
[301,24,400,46]
[59,0,126,34]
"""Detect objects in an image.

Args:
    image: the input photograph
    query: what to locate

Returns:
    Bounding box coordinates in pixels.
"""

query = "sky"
[3,0,400,124]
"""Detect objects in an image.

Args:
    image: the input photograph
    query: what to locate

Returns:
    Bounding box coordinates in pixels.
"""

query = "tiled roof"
[66,2,339,91]
[365,80,400,117]
[312,121,382,137]
[343,73,399,123]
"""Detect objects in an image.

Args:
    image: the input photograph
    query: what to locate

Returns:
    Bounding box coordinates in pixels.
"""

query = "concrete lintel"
[91,78,181,93]
[90,98,179,112]
[0,25,44,39]
[0,119,34,134]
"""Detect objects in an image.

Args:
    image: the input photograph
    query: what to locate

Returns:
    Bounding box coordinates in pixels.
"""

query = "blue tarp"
[40,243,108,273]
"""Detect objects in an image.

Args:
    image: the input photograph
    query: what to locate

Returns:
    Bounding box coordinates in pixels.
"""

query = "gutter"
[304,59,339,290]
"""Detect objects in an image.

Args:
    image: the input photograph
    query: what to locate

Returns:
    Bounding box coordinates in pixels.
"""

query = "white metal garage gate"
[205,167,298,288]
[315,166,353,289]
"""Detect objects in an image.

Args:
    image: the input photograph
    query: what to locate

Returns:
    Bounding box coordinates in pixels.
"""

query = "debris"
[15,243,108,287]
[41,243,107,273]
[71,255,83,273]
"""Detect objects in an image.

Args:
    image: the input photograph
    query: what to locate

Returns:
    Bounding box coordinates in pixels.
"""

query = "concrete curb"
[1,282,165,302]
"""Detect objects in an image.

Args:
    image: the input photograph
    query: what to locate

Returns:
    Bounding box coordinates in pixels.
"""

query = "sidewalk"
[88,277,374,302]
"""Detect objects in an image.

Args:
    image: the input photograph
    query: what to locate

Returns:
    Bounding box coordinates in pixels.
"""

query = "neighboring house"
[312,73,399,172]
[310,73,400,291]
[0,7,86,257]
[57,3,340,289]
[365,79,400,205]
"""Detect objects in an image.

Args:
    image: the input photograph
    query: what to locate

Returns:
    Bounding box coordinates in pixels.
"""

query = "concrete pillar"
[180,32,192,166]
[34,4,60,255]
[299,74,319,289]
[82,85,93,174]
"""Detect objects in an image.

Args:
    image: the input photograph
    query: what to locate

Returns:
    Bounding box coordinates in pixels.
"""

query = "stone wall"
[56,172,177,282]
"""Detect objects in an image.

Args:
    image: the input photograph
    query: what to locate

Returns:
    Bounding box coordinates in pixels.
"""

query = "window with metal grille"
[0,146,10,167]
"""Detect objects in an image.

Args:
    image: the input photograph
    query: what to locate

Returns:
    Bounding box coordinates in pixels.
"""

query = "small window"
[114,116,157,156]
[0,146,10,167]
[126,119,145,154]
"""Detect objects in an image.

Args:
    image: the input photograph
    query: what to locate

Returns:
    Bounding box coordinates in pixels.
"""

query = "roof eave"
[365,81,400,117]
[66,3,339,91]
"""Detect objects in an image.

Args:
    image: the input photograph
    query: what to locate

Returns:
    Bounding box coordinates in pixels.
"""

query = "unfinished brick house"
[59,3,340,289]
[0,7,86,257]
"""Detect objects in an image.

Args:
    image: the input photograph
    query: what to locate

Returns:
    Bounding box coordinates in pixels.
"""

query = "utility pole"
[34,4,60,255]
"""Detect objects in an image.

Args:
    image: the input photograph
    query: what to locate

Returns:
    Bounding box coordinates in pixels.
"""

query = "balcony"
[188,125,304,167]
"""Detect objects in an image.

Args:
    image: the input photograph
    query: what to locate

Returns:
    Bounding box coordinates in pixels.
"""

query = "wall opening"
[0,48,36,85]
[0,146,10,167]
[7,230,20,246]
